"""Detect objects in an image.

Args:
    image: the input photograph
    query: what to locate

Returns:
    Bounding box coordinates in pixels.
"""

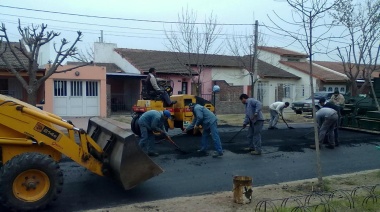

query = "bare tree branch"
[330,0,380,96]
[268,0,339,190]
[164,6,222,96]
[0,20,86,105]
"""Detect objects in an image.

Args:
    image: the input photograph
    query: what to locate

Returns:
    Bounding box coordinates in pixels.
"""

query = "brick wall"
[214,95,245,114]
[213,80,245,114]
[211,80,269,114]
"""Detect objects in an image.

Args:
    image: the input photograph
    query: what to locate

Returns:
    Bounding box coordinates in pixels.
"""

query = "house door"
[182,82,188,94]
[53,80,99,116]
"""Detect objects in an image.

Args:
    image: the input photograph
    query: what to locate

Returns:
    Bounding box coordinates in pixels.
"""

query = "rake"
[281,115,295,129]
[224,127,245,143]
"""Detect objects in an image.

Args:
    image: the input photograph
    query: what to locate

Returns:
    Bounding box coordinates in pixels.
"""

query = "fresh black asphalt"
[2,123,379,211]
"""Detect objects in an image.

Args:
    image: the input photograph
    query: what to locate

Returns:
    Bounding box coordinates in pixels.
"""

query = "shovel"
[281,115,295,129]
[224,127,245,143]
[165,135,188,154]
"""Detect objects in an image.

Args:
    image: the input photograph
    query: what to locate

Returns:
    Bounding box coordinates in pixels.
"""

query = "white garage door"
[53,80,99,116]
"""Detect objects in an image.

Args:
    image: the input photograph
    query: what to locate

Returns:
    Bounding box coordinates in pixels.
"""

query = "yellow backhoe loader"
[0,94,163,211]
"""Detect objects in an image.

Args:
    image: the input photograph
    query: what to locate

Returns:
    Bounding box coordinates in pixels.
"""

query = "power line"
[0,12,166,32]
[0,4,255,26]
[0,5,363,51]
[0,5,352,46]
[259,23,352,46]
[0,13,257,39]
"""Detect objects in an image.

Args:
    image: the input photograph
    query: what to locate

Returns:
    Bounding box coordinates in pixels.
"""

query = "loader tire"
[131,114,141,137]
[0,152,63,211]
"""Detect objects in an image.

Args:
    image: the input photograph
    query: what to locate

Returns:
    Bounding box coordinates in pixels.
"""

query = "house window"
[340,87,345,93]
[327,87,333,92]
[257,82,267,102]
[284,84,292,98]
[182,82,188,94]
[86,81,98,96]
[70,81,82,96]
[54,80,67,96]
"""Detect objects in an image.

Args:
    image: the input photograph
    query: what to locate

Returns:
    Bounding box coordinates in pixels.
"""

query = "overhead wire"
[1,3,373,56]
[0,5,255,26]
[0,12,342,48]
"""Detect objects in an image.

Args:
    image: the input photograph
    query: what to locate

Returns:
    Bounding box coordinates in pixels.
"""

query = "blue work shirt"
[138,110,168,136]
[243,98,264,125]
[187,104,217,130]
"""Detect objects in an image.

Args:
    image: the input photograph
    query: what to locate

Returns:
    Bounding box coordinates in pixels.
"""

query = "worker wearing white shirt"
[268,101,290,129]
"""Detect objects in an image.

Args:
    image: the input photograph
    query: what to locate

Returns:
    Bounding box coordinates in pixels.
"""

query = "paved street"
[8,120,376,212]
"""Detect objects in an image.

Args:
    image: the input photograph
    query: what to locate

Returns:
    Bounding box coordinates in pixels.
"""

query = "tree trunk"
[27,87,38,106]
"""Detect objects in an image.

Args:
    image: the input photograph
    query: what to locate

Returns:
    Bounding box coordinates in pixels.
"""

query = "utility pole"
[249,44,254,97]
[253,20,259,98]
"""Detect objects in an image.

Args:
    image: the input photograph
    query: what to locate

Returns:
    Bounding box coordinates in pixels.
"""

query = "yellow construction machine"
[0,94,163,211]
[131,79,214,136]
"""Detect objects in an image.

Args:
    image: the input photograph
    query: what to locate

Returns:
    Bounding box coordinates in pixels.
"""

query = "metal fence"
[110,93,136,114]
[254,184,380,211]
[200,94,213,102]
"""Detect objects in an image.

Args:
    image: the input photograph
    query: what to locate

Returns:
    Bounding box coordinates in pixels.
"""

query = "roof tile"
[115,48,299,79]
[0,42,29,70]
[258,46,308,57]
[281,61,348,82]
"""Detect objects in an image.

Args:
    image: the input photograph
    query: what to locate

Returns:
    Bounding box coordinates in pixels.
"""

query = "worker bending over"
[268,101,290,130]
[138,110,171,156]
[184,103,223,158]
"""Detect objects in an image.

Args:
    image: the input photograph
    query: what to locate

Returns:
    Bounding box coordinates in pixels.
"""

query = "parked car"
[291,91,335,114]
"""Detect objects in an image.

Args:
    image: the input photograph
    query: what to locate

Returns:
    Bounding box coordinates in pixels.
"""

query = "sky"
[0,0,346,63]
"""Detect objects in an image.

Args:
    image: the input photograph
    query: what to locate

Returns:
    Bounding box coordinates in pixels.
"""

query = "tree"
[0,19,92,105]
[268,0,338,189]
[165,7,222,96]
[330,0,380,97]
[75,45,94,62]
[226,20,263,98]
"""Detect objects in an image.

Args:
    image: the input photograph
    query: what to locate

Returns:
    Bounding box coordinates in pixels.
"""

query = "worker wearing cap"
[184,103,223,158]
[239,94,264,155]
[268,101,290,130]
[138,110,171,156]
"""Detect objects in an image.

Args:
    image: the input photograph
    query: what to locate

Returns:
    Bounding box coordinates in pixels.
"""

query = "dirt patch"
[90,169,380,212]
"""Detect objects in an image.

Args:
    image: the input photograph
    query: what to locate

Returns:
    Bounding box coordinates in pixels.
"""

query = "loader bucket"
[87,117,163,190]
